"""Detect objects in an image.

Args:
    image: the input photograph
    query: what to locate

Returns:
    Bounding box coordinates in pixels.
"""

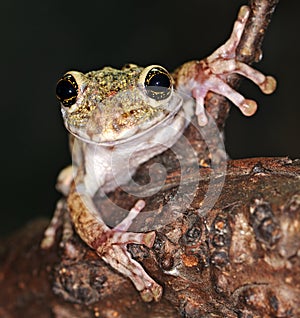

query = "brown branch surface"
[1,158,300,317]
[237,0,280,64]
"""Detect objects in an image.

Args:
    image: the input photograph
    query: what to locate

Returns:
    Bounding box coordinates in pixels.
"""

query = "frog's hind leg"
[40,198,76,250]
[68,189,162,302]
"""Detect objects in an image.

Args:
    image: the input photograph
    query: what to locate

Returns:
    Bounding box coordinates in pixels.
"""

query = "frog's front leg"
[174,5,276,126]
[68,181,163,302]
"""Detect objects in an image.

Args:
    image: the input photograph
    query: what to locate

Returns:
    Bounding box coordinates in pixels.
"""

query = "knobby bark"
[1,158,299,317]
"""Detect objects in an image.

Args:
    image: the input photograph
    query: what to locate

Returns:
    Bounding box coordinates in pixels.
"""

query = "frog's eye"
[143,66,172,101]
[56,74,78,107]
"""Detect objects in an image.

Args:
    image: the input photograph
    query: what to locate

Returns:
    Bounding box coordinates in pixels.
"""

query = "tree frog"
[41,6,276,302]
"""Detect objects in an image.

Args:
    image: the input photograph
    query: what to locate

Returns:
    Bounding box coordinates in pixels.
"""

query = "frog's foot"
[92,200,163,302]
[190,5,276,126]
[41,198,75,250]
[207,5,250,63]
[69,191,162,301]
[41,165,76,249]
[41,199,65,249]
[192,67,276,125]
[101,242,162,302]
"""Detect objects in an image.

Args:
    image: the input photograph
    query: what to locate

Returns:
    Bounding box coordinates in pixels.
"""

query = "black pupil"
[56,75,78,107]
[145,68,171,101]
[148,73,170,89]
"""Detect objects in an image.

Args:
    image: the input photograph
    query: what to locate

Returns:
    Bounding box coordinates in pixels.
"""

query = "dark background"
[1,1,299,237]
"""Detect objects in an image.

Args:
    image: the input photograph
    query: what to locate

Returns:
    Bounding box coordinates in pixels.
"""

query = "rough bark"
[1,157,300,317]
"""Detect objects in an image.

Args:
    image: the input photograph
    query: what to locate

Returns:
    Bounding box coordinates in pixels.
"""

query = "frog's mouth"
[63,91,184,146]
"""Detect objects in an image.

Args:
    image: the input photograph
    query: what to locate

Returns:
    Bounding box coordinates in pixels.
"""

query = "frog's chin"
[63,93,184,146]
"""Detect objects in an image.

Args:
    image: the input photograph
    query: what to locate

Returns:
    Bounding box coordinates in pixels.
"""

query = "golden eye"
[56,74,78,107]
[143,66,172,101]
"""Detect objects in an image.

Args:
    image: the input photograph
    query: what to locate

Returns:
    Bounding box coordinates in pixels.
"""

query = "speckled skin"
[62,64,180,144]
[64,65,145,127]
[42,6,276,303]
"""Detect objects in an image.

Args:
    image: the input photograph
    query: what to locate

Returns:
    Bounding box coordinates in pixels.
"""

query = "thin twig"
[237,0,280,64]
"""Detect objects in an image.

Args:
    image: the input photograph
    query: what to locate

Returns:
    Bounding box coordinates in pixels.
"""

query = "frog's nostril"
[56,74,78,107]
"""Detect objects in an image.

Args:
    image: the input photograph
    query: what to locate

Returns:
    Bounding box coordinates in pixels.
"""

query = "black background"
[1,1,299,236]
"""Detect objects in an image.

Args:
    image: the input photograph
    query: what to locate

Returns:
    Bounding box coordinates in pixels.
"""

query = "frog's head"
[55,64,182,145]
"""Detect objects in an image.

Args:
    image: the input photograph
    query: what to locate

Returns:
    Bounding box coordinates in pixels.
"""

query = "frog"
[41,6,276,302]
